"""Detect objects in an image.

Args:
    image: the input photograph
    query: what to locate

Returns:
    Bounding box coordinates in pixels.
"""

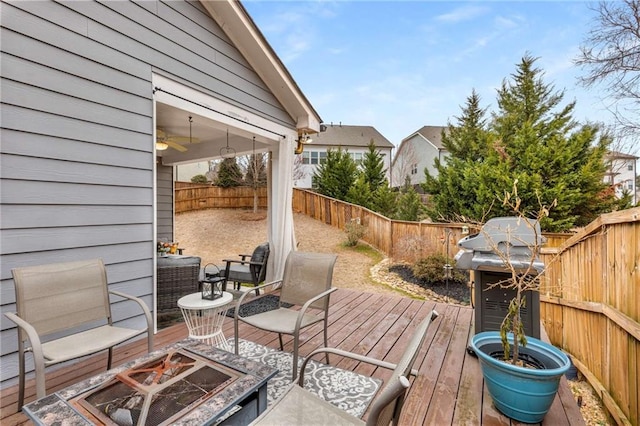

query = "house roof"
[403,125,447,149]
[607,150,639,160]
[200,0,321,136]
[308,124,394,149]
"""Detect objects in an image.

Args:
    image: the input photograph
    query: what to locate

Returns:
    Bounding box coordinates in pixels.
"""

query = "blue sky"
[243,1,616,147]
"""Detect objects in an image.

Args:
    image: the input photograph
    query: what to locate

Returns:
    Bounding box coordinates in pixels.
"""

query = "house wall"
[0,0,294,386]
[176,161,211,183]
[391,134,448,188]
[157,161,174,242]
[606,156,638,204]
[294,145,393,188]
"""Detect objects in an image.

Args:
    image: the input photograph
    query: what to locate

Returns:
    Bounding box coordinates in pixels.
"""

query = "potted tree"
[468,185,571,423]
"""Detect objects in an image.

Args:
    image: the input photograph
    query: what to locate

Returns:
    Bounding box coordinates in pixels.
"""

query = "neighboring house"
[0,0,321,387]
[176,161,212,182]
[294,123,394,188]
[605,150,638,205]
[391,125,448,189]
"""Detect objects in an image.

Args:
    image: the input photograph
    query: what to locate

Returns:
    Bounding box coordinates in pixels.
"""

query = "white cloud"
[494,15,519,29]
[435,5,488,23]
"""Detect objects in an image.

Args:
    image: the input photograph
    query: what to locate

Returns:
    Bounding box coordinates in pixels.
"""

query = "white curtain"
[265,135,296,283]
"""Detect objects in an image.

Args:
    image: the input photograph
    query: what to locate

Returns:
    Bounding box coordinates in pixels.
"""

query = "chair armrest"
[294,288,338,332]
[297,309,439,385]
[234,280,283,319]
[4,311,48,398]
[109,290,154,351]
[223,259,264,266]
[297,346,398,385]
[4,312,44,358]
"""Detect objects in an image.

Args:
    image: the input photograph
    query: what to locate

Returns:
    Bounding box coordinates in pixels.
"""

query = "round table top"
[178,292,233,309]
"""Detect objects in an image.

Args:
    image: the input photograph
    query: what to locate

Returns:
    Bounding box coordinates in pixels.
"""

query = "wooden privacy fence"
[174,183,267,213]
[540,207,640,426]
[292,188,571,262]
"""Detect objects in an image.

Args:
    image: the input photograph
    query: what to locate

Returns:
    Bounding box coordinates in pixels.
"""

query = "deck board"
[0,288,584,425]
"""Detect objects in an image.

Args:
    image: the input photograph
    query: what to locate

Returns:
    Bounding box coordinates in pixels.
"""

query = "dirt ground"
[175,208,401,296]
[175,208,612,426]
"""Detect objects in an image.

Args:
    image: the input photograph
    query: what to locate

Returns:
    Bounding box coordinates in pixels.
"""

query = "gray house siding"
[156,162,174,242]
[0,0,295,386]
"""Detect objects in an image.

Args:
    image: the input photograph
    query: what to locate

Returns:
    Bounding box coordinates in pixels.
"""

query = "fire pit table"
[22,339,277,426]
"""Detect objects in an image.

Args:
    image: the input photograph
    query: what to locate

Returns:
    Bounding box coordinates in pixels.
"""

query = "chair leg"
[17,348,25,409]
[292,332,300,382]
[323,320,330,365]
[234,319,240,356]
[278,333,284,351]
[107,347,113,369]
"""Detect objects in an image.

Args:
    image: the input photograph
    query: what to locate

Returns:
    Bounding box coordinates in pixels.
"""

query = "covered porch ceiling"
[155,102,275,166]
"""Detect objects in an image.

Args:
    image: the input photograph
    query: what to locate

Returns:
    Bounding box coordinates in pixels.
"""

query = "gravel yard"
[175,208,612,426]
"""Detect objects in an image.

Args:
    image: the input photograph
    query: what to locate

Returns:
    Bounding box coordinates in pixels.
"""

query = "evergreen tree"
[423,90,492,221]
[442,90,490,161]
[422,55,619,231]
[346,175,373,208]
[215,158,243,187]
[312,148,358,201]
[396,178,426,221]
[360,140,387,193]
[371,183,398,218]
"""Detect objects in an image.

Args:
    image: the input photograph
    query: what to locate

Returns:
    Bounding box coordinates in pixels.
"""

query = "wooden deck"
[1,289,584,425]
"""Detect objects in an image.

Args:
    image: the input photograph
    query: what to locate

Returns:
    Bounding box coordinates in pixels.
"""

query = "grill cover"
[455,217,544,273]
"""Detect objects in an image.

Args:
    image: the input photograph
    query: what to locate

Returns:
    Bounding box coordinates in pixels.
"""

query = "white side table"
[178,292,233,351]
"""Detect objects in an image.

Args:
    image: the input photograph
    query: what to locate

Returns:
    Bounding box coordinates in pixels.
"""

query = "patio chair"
[234,251,337,381]
[250,310,439,426]
[5,258,154,409]
[222,242,270,296]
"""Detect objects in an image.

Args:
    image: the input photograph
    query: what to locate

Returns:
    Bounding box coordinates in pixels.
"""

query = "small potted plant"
[468,183,571,423]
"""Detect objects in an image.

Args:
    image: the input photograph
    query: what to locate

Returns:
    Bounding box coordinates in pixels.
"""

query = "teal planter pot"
[470,331,571,424]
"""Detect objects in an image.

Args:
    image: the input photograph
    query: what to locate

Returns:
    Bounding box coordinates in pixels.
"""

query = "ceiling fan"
[156,117,200,152]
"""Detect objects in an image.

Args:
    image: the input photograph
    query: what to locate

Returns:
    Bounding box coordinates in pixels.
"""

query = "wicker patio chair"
[222,242,270,296]
[5,259,153,409]
[234,251,337,381]
[250,310,439,425]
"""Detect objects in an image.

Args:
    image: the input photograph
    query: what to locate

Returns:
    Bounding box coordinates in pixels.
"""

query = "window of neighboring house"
[628,163,634,171]
[629,182,634,190]
[350,152,363,164]
[302,150,330,165]
[411,163,418,175]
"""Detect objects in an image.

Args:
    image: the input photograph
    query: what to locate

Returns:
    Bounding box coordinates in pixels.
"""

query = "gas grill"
[455,217,544,339]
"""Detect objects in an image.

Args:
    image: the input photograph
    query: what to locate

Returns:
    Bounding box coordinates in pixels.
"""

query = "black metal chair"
[222,242,270,295]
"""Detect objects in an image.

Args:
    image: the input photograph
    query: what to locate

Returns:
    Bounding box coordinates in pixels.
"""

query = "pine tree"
[395,178,426,221]
[371,183,398,218]
[360,140,387,193]
[312,148,358,201]
[346,175,373,209]
[215,158,243,187]
[423,90,491,222]
[422,54,620,231]
[442,90,490,161]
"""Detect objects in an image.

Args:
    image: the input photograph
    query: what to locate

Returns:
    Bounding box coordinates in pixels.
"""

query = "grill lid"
[455,217,545,273]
